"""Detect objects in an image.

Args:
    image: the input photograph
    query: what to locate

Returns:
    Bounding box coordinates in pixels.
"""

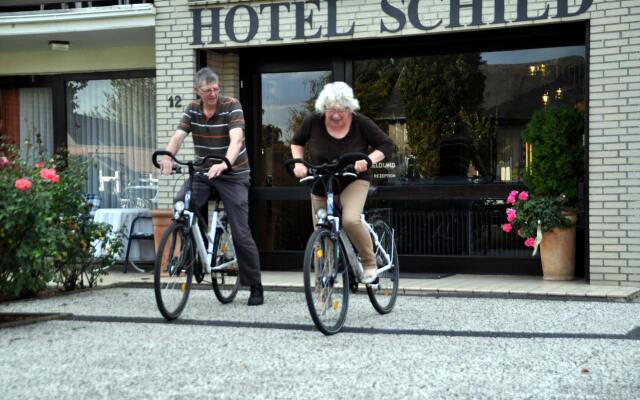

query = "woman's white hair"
[314,82,360,113]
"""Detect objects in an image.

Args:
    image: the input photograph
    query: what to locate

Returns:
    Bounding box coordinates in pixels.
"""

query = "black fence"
[370,199,533,257]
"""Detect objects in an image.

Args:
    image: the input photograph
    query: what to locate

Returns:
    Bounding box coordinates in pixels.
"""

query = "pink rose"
[501,223,512,233]
[518,191,529,201]
[15,178,32,191]
[524,237,536,247]
[36,161,43,168]
[506,190,518,205]
[39,167,59,182]
[506,208,517,222]
[0,157,8,168]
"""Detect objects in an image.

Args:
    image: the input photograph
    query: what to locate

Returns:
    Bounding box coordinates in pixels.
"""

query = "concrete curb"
[0,312,72,329]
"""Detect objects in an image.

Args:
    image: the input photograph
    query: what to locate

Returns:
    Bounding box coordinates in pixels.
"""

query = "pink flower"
[506,208,517,222]
[36,161,43,168]
[39,167,59,183]
[15,178,32,191]
[0,157,8,168]
[524,237,536,247]
[518,191,529,201]
[501,223,512,233]
[506,190,518,205]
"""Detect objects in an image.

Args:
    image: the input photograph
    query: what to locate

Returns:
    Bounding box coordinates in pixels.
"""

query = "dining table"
[93,207,155,263]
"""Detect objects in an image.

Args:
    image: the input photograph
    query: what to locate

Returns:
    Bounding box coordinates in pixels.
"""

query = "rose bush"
[501,189,573,254]
[0,140,123,298]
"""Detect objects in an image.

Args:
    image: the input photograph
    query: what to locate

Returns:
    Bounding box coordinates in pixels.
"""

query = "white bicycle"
[151,150,240,320]
[285,153,400,335]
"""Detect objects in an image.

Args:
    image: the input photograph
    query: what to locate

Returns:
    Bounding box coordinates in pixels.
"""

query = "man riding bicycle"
[159,67,263,306]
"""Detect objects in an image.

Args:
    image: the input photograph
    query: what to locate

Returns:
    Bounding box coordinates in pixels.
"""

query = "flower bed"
[0,140,123,299]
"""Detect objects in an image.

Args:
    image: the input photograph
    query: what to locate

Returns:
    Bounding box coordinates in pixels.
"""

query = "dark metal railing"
[388,200,532,257]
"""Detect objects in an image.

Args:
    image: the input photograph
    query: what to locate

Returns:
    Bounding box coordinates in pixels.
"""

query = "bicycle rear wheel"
[154,221,195,320]
[303,228,349,335]
[366,219,399,314]
[211,224,240,304]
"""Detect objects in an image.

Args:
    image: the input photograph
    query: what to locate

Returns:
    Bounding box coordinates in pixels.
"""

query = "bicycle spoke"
[154,222,194,320]
[304,229,349,335]
[211,220,240,304]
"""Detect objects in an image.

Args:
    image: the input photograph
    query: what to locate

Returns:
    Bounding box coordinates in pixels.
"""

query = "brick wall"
[155,0,640,286]
[586,0,640,287]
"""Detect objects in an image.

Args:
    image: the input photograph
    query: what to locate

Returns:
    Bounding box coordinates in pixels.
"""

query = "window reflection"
[258,71,331,187]
[354,45,586,185]
[66,78,157,208]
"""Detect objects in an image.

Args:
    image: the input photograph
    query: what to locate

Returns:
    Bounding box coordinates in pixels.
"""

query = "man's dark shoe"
[248,284,264,306]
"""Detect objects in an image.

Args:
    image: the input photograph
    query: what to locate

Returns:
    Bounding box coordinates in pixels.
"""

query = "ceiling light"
[49,41,70,51]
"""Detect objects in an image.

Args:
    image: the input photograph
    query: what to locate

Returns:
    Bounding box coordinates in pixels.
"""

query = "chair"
[123,214,154,273]
[85,193,101,219]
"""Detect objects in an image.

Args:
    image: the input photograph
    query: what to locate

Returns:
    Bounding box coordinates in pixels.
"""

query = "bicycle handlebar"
[283,152,372,179]
[152,150,232,173]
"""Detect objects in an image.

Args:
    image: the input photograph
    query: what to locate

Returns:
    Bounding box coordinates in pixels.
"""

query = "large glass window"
[66,78,156,208]
[353,45,586,185]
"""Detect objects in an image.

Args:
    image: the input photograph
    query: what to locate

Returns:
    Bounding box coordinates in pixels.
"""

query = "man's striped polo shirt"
[177,96,250,181]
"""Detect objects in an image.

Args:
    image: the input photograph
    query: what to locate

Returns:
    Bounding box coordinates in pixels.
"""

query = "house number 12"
[168,95,182,108]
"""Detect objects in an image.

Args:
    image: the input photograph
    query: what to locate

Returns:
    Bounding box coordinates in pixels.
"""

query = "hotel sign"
[190,0,592,45]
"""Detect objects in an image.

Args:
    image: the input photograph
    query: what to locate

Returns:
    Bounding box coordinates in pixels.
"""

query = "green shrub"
[0,140,123,298]
[522,106,585,205]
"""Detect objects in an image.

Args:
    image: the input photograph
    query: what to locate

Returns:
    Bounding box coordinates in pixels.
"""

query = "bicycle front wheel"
[154,221,195,320]
[366,219,399,314]
[211,225,240,304]
[303,228,349,335]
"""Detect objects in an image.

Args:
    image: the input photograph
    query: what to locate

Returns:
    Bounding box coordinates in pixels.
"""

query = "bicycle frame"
[179,184,236,275]
[362,214,395,275]
[302,161,394,282]
[152,149,237,276]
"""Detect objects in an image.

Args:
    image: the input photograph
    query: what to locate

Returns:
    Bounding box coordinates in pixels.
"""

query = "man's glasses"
[198,87,220,95]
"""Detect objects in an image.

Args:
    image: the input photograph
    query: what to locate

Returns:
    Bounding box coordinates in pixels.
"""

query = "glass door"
[256,70,331,187]
[252,70,331,259]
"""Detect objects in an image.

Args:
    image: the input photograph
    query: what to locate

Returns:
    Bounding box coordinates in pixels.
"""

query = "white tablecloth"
[93,208,155,262]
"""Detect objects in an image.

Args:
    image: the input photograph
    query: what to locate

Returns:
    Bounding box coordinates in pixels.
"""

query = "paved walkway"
[101,268,640,300]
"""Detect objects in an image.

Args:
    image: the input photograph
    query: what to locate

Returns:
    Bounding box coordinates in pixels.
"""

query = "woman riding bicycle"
[290,82,394,284]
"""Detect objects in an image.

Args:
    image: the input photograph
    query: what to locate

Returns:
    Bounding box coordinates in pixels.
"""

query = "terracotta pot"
[539,212,577,281]
[151,209,174,269]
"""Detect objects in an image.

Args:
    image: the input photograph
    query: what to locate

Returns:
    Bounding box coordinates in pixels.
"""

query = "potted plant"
[502,106,584,280]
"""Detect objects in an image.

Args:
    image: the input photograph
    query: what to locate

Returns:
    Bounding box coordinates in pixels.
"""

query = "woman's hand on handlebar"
[293,163,308,178]
[159,156,174,175]
[354,159,370,173]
